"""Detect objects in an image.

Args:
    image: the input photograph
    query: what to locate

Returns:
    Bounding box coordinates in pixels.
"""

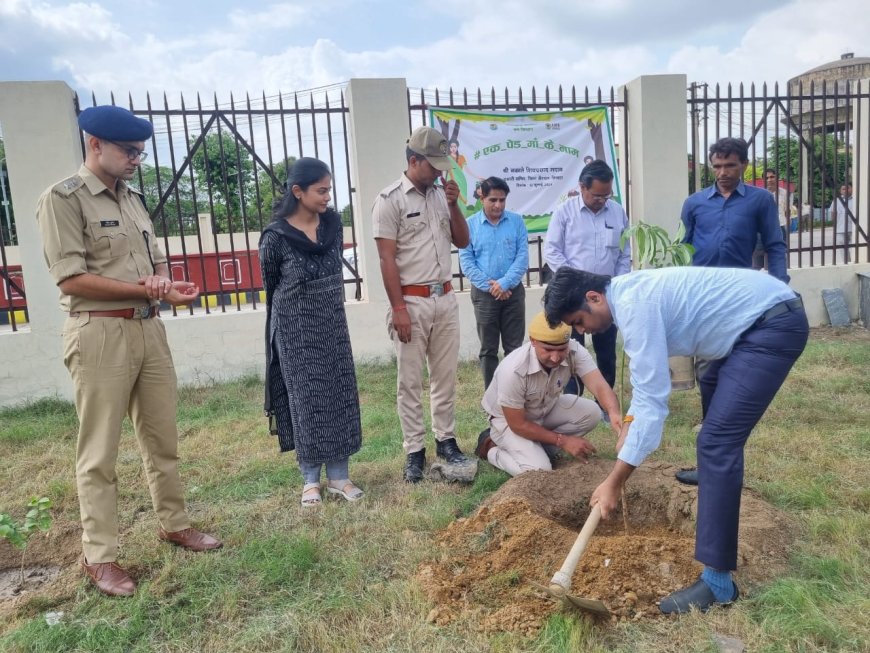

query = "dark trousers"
[695,307,808,570]
[470,284,526,389]
[564,323,617,395]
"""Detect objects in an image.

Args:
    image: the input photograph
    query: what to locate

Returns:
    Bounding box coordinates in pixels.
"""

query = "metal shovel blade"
[530,581,611,617]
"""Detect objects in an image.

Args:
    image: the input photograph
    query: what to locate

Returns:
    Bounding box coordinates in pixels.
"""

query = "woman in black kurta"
[259,158,362,506]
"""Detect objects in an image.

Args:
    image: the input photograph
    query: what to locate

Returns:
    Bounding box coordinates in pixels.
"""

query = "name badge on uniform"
[406,212,421,219]
[100,220,120,227]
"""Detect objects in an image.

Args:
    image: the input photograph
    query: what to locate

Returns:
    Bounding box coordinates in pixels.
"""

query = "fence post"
[345,78,410,306]
[0,81,81,403]
[620,75,688,235]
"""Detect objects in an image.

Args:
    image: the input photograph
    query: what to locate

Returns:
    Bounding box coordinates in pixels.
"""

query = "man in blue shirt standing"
[679,138,790,485]
[459,177,529,388]
[544,266,808,614]
[544,160,630,395]
[682,137,788,283]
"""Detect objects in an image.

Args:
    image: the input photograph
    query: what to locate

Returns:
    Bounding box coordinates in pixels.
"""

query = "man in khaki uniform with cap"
[475,312,621,476]
[36,105,221,598]
[373,126,471,482]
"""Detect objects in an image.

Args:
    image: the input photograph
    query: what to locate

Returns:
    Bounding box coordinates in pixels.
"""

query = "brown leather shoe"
[158,527,223,552]
[80,557,136,597]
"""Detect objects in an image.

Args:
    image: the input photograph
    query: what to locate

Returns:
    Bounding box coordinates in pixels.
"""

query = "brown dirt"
[809,325,870,343]
[417,459,796,635]
[0,519,82,627]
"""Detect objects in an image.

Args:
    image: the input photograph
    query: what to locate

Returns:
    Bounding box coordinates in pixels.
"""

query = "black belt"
[756,297,803,326]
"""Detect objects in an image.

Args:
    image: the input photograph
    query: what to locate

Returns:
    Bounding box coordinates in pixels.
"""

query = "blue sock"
[701,566,734,602]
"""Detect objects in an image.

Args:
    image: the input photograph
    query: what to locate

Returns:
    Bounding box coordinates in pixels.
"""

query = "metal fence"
[687,79,868,268]
[407,85,628,288]
[78,87,360,318]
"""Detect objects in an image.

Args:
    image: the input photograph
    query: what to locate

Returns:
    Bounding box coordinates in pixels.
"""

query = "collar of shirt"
[471,209,512,227]
[400,172,438,199]
[79,164,132,199]
[705,180,747,200]
[517,341,569,377]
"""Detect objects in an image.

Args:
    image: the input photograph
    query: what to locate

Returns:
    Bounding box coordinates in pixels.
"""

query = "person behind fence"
[260,158,363,508]
[474,311,621,477]
[543,159,630,397]
[35,105,222,598]
[829,183,854,264]
[373,126,471,483]
[544,266,808,614]
[678,137,790,486]
[458,176,529,389]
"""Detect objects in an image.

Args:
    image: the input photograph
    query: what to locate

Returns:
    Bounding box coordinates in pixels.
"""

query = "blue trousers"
[565,323,618,395]
[695,307,808,570]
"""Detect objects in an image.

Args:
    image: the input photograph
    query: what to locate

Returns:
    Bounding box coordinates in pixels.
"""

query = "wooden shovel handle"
[549,504,601,592]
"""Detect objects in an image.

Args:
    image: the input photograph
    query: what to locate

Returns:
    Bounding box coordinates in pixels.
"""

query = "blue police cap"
[78,105,153,141]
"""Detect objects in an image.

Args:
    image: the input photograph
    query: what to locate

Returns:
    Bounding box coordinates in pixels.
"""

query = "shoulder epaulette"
[52,175,84,197]
[378,179,404,198]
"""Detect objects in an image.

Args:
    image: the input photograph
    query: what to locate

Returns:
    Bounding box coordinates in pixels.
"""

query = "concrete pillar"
[0,81,81,403]
[345,78,410,305]
[620,75,688,236]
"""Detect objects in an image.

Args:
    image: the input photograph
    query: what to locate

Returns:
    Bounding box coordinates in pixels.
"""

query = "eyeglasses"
[105,140,148,162]
[584,190,613,201]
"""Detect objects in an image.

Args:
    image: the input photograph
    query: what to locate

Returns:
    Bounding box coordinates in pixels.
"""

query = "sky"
[1,0,868,102]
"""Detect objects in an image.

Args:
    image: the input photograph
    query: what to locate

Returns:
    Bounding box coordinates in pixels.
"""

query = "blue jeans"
[695,306,808,570]
[564,323,618,395]
[299,458,350,484]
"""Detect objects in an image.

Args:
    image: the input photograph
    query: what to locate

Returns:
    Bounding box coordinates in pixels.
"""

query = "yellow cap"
[528,311,571,344]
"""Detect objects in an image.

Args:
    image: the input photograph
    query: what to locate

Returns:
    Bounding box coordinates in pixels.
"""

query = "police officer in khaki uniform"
[36,106,221,597]
[373,126,471,482]
[476,312,621,476]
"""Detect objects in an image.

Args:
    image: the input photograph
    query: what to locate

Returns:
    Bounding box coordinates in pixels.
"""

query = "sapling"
[0,497,52,589]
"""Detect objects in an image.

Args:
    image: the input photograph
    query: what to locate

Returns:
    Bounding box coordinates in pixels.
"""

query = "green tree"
[190,132,255,233]
[687,153,714,194]
[767,134,851,208]
[138,164,197,237]
[256,157,296,220]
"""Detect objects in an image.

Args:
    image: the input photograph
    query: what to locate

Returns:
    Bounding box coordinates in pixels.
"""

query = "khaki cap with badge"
[407,126,451,171]
[529,311,572,344]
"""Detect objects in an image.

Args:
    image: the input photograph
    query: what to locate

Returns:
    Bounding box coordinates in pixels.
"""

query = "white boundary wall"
[0,78,867,407]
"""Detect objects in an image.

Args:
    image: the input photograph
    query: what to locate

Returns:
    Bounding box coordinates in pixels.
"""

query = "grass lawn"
[0,328,868,652]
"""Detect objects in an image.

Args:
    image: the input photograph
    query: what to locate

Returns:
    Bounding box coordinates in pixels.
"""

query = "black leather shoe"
[675,468,699,485]
[403,448,426,483]
[659,577,739,614]
[475,428,494,460]
[436,438,469,464]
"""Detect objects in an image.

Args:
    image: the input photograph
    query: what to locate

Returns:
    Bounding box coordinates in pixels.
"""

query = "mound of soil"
[418,459,796,634]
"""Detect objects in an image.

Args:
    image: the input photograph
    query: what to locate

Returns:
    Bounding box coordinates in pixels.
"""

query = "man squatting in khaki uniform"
[373,126,472,483]
[36,106,221,598]
[475,312,622,476]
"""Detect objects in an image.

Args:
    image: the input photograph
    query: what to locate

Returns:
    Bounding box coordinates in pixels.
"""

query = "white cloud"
[1,0,868,102]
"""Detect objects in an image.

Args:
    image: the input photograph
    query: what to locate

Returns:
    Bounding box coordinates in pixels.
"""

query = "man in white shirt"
[829,183,854,264]
[543,160,630,396]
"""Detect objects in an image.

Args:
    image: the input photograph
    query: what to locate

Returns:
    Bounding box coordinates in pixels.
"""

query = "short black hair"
[709,137,749,163]
[480,176,510,197]
[579,159,614,188]
[543,267,611,327]
[406,146,427,163]
[764,168,777,176]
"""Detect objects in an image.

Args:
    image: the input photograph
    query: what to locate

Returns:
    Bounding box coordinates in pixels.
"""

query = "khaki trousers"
[63,313,190,563]
[488,395,600,476]
[387,292,459,453]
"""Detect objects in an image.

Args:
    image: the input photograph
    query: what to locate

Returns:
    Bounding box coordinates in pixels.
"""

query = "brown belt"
[401,281,453,298]
[70,306,158,319]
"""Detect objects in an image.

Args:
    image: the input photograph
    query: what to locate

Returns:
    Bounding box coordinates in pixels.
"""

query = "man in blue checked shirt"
[459,177,529,389]
[544,160,630,396]
[544,266,808,615]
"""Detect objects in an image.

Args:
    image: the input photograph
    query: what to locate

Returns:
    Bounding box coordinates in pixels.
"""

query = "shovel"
[531,504,610,617]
